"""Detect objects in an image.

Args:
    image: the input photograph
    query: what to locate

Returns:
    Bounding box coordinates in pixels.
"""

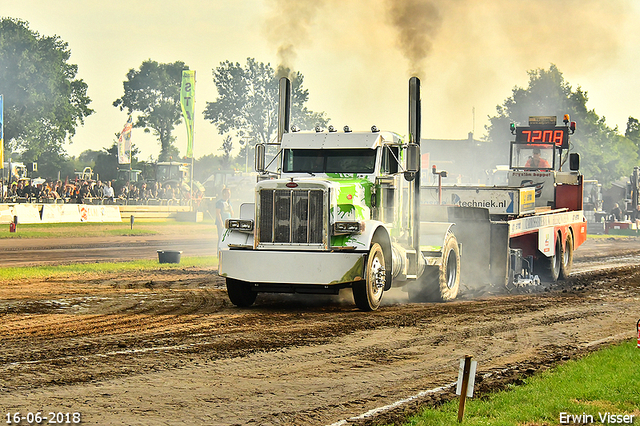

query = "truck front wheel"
[226,278,257,307]
[409,232,460,302]
[353,243,386,311]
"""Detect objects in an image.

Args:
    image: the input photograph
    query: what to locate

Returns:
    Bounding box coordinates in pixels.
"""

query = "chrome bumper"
[219,249,365,285]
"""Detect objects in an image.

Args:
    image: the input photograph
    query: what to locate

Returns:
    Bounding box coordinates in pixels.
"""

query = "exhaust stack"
[277,77,291,143]
[409,77,421,145]
[408,77,421,264]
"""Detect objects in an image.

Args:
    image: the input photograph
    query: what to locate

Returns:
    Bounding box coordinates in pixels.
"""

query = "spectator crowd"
[0,176,203,206]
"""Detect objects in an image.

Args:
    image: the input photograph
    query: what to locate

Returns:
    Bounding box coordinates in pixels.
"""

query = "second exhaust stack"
[277,77,291,144]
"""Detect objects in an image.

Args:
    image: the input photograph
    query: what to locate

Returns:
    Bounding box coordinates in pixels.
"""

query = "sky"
[2,0,640,162]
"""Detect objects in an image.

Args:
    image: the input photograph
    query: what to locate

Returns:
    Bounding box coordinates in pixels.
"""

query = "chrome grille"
[258,189,324,244]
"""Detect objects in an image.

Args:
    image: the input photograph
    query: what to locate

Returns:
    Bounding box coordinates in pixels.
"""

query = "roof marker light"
[343,125,352,133]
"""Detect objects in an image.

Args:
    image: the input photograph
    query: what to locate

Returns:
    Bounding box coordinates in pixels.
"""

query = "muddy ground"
[1,237,639,425]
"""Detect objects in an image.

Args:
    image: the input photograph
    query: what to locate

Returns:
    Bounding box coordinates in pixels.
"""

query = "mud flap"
[441,206,493,286]
[490,222,510,286]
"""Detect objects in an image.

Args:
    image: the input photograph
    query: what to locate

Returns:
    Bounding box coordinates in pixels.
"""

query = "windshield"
[283,149,377,174]
[510,143,554,170]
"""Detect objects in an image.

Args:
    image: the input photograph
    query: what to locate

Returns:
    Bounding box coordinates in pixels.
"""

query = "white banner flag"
[118,115,133,164]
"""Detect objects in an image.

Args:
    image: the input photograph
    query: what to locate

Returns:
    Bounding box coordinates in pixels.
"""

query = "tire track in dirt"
[1,238,640,424]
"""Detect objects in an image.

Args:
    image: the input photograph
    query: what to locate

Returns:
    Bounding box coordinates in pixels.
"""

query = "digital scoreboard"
[512,116,574,149]
[515,127,569,148]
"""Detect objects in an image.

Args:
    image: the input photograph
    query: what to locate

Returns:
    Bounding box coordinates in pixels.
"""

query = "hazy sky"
[3,0,640,162]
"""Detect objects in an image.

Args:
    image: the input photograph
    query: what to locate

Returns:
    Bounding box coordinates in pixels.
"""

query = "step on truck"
[218,77,586,310]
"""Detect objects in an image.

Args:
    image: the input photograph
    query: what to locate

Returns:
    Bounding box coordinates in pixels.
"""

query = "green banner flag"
[180,70,196,158]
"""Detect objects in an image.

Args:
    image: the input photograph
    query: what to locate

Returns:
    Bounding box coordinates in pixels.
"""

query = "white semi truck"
[218,77,586,310]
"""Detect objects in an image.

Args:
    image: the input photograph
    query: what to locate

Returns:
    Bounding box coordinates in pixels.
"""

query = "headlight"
[333,221,364,235]
[225,219,254,232]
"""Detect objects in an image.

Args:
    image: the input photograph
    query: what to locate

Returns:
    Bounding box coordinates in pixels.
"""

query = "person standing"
[632,204,640,228]
[216,187,234,246]
[103,181,115,203]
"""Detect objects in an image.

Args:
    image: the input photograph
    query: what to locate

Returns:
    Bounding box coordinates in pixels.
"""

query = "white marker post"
[456,355,477,422]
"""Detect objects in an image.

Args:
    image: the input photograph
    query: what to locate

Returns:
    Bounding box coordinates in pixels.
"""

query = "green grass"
[587,233,637,240]
[0,220,217,239]
[402,341,640,425]
[0,256,218,281]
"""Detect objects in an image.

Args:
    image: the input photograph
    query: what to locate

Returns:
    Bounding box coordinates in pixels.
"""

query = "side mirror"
[406,143,419,173]
[404,144,420,181]
[255,144,266,173]
[569,152,580,171]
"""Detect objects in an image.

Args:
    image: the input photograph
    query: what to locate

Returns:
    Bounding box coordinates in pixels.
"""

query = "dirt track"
[1,237,640,425]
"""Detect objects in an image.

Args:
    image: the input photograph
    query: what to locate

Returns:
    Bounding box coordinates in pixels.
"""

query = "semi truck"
[218,77,586,310]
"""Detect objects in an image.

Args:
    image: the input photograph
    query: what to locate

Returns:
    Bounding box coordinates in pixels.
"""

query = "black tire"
[226,278,257,307]
[353,243,386,311]
[559,233,574,280]
[409,232,460,302]
[538,234,562,283]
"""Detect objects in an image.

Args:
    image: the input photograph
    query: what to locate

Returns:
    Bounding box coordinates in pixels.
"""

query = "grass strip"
[0,256,218,281]
[586,233,637,240]
[0,220,217,239]
[403,340,640,425]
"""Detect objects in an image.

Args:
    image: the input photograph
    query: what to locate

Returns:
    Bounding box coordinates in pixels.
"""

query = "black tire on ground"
[538,233,562,283]
[353,242,386,311]
[559,233,574,280]
[226,277,257,307]
[408,232,460,302]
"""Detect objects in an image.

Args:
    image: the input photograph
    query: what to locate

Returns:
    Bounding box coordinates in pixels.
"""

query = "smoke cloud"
[264,0,446,79]
[262,0,632,140]
[386,0,442,79]
[264,0,326,78]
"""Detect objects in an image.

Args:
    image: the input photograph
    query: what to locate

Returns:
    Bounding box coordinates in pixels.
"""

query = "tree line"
[1,17,638,187]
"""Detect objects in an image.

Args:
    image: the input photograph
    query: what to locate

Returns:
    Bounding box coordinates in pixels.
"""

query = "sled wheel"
[538,234,562,283]
[559,233,574,280]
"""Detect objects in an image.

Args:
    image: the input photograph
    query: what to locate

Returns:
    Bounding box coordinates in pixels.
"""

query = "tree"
[0,18,93,164]
[77,149,102,165]
[219,135,233,168]
[203,58,328,149]
[486,65,637,186]
[625,117,640,155]
[113,60,188,161]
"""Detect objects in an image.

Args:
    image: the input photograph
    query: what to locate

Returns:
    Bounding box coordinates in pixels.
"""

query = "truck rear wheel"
[226,278,257,307]
[409,232,460,302]
[559,234,574,280]
[538,234,562,283]
[353,243,386,311]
